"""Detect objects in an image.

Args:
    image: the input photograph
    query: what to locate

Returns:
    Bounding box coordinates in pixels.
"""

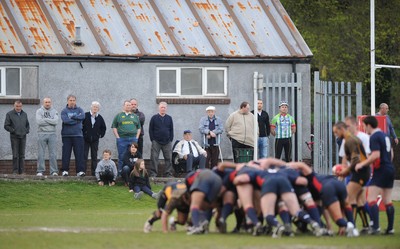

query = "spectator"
[4,100,30,175]
[95,149,118,186]
[129,159,160,199]
[270,101,296,162]
[149,102,174,177]
[36,97,59,176]
[111,100,141,173]
[130,98,146,156]
[376,103,398,145]
[173,130,207,172]
[61,94,85,176]
[122,142,142,186]
[224,101,255,163]
[251,99,270,159]
[83,101,107,176]
[199,106,224,168]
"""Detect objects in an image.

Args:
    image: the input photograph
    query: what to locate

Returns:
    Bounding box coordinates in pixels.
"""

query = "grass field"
[0,180,399,249]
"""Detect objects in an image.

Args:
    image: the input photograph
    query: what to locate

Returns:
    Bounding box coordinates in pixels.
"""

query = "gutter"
[0,55,312,64]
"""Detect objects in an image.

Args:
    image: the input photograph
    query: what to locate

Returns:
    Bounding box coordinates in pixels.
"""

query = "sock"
[386,203,395,231]
[306,204,321,225]
[344,206,355,224]
[245,207,259,225]
[279,210,291,224]
[351,204,358,224]
[296,210,311,224]
[234,208,244,230]
[368,201,379,230]
[191,208,201,227]
[204,209,213,222]
[336,218,347,228]
[266,215,279,227]
[221,203,233,220]
[357,206,369,228]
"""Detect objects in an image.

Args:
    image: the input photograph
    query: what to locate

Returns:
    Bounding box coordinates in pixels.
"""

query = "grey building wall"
[0,61,311,162]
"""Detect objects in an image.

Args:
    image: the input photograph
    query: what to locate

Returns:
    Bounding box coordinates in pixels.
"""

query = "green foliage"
[0,181,400,249]
[281,0,400,115]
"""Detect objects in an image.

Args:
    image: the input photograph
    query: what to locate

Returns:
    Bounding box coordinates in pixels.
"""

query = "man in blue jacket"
[61,94,85,176]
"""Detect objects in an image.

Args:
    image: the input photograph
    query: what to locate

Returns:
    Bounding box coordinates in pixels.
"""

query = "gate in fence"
[313,71,363,174]
[262,72,304,161]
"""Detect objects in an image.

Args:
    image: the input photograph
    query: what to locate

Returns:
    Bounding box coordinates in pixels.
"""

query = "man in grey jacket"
[4,100,30,174]
[36,97,59,176]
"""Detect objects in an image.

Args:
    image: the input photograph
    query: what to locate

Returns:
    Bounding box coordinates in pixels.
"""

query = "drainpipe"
[253,72,259,160]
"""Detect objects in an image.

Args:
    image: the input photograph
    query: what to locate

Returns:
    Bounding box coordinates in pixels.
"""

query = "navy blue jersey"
[279,167,301,185]
[370,130,394,170]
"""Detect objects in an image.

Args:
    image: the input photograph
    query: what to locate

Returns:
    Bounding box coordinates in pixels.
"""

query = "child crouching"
[129,159,160,199]
[95,149,118,186]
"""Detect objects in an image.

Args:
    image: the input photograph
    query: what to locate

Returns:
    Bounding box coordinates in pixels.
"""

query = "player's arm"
[355,150,380,171]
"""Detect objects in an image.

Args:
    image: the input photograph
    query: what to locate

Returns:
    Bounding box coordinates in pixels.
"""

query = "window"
[157,67,227,96]
[0,67,21,97]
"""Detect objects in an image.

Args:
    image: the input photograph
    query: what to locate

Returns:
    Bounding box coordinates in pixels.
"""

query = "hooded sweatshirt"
[36,106,59,134]
[61,104,85,137]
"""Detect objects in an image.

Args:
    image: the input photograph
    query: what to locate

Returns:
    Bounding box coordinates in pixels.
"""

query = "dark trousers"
[84,140,99,175]
[185,154,206,172]
[205,146,219,169]
[122,165,133,184]
[99,171,115,184]
[138,135,144,156]
[10,135,26,174]
[62,136,85,173]
[275,138,292,162]
[231,138,252,163]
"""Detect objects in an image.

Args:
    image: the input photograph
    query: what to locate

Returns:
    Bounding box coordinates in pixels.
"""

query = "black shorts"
[320,179,347,207]
[294,185,309,197]
[350,166,371,186]
[190,170,222,203]
[261,175,294,196]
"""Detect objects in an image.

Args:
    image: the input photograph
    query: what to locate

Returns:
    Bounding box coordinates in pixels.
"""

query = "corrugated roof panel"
[0,2,26,54]
[190,0,253,56]
[6,0,65,54]
[117,0,178,56]
[154,0,216,56]
[227,0,293,57]
[43,0,102,55]
[265,0,312,56]
[80,0,140,55]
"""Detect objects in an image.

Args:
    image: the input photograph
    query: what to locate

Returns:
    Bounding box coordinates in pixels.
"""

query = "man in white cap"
[199,106,224,168]
[270,101,296,162]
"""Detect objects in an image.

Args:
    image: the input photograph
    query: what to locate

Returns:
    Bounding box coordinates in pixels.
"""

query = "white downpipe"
[370,0,375,115]
[253,72,259,160]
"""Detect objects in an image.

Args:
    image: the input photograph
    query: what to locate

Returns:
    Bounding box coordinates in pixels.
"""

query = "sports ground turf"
[0,180,399,249]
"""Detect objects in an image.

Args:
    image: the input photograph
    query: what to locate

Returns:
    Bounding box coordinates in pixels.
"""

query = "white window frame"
[157,67,227,97]
[0,67,22,97]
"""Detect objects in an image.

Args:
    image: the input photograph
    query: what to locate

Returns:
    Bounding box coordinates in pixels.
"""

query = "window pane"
[181,68,202,95]
[159,70,176,94]
[207,70,224,94]
[0,69,2,93]
[6,68,20,95]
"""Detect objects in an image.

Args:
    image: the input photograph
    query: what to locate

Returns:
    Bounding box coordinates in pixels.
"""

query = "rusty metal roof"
[0,0,312,59]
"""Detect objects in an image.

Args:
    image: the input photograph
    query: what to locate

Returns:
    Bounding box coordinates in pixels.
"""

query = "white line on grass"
[0,227,137,233]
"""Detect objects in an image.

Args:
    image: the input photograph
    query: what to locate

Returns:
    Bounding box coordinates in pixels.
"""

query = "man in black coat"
[83,101,106,176]
[4,100,30,174]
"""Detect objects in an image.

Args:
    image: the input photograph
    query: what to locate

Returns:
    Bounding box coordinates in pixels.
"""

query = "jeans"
[116,137,136,172]
[61,136,85,173]
[258,136,269,159]
[84,140,99,175]
[121,165,133,184]
[37,133,58,174]
[133,185,153,196]
[10,135,26,174]
[185,154,206,172]
[150,141,173,177]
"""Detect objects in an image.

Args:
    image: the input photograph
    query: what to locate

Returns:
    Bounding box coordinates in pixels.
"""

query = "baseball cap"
[279,101,289,107]
[206,106,216,111]
[183,130,192,134]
